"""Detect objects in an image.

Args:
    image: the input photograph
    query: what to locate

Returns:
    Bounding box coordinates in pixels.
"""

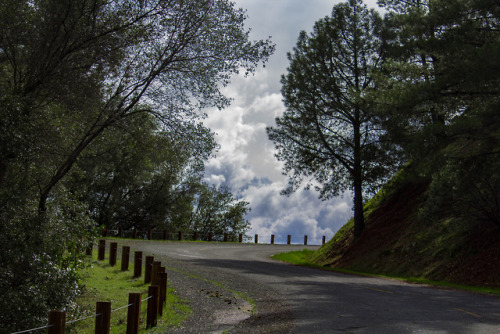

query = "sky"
[203,0,383,244]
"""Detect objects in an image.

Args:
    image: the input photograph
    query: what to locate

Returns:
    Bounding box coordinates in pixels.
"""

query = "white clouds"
[201,0,385,244]
[241,180,352,244]
[204,73,286,186]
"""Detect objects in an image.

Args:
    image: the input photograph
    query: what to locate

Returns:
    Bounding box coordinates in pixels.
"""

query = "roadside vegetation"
[269,0,499,293]
[273,163,500,293]
[2,0,498,331]
[274,248,500,296]
[69,252,190,333]
[0,1,272,331]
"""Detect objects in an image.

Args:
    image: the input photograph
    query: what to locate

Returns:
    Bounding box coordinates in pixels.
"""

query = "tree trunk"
[353,107,365,238]
[352,17,364,238]
[38,117,113,213]
[353,174,365,238]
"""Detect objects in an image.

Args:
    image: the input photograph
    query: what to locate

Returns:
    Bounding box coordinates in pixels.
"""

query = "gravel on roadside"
[120,240,295,333]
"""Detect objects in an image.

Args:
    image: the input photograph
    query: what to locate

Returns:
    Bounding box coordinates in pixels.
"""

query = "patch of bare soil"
[441,222,500,287]
[323,179,500,288]
[327,180,428,269]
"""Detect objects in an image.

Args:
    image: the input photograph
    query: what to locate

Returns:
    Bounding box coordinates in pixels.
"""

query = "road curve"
[123,240,500,333]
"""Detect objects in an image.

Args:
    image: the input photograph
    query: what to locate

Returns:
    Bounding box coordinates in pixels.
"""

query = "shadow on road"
[181,256,500,334]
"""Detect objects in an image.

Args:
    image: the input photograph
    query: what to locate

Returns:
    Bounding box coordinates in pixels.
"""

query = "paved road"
[123,240,500,333]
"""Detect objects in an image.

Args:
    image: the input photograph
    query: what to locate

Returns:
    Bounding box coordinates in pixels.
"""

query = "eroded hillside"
[312,170,500,288]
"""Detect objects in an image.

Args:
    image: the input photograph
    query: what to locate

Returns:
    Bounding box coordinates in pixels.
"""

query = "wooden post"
[322,235,326,245]
[193,231,198,241]
[160,271,168,305]
[158,268,166,316]
[95,301,111,334]
[224,233,228,242]
[178,231,182,241]
[163,229,168,240]
[148,229,152,240]
[109,242,117,266]
[47,310,66,334]
[208,232,213,242]
[121,246,130,271]
[151,261,161,286]
[118,227,123,238]
[147,285,159,328]
[102,228,108,237]
[144,256,154,284]
[98,240,106,260]
[254,234,258,244]
[239,233,243,243]
[132,228,137,239]
[271,234,275,244]
[287,235,291,245]
[304,235,308,245]
[127,293,141,334]
[133,251,142,278]
[86,242,93,256]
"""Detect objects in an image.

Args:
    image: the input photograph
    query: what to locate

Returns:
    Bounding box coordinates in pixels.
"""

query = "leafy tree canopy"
[0,1,272,331]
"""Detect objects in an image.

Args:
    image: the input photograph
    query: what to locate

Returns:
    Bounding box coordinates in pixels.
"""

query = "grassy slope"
[310,165,500,288]
[69,253,190,333]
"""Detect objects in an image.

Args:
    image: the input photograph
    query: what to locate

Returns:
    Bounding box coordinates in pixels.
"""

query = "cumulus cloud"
[204,79,354,244]
[241,181,352,244]
[202,0,384,244]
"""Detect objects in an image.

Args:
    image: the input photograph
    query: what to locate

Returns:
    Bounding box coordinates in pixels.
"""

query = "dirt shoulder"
[116,239,295,333]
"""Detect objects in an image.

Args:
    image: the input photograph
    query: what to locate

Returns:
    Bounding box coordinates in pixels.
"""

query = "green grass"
[69,252,191,333]
[272,249,319,267]
[272,249,500,295]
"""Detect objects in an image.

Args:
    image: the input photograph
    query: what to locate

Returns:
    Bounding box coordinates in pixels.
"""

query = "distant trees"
[189,184,251,240]
[70,114,252,235]
[0,0,271,331]
[268,0,396,237]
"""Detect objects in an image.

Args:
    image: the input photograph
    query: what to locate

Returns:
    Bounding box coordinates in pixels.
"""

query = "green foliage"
[189,184,251,239]
[376,0,500,230]
[0,193,96,334]
[69,113,216,231]
[72,254,190,333]
[0,0,271,330]
[268,0,399,236]
[375,0,500,159]
[0,0,274,210]
[421,152,500,227]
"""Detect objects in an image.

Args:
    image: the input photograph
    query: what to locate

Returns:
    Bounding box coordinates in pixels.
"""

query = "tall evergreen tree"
[268,0,396,237]
[375,0,500,158]
[376,0,500,226]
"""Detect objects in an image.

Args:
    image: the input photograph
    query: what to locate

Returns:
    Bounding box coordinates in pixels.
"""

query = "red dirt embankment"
[316,180,500,288]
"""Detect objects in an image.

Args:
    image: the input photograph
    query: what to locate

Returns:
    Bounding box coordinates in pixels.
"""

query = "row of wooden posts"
[22,232,326,333]
[103,228,246,243]
[104,228,326,245]
[46,240,166,334]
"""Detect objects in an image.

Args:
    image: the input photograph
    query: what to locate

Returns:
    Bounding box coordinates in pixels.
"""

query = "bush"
[421,154,500,227]
[0,193,96,333]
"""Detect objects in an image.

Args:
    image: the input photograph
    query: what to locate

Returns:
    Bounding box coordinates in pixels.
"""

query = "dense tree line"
[0,0,272,332]
[268,0,499,235]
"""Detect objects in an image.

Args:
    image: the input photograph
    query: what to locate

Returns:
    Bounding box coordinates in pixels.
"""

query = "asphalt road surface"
[122,240,500,333]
